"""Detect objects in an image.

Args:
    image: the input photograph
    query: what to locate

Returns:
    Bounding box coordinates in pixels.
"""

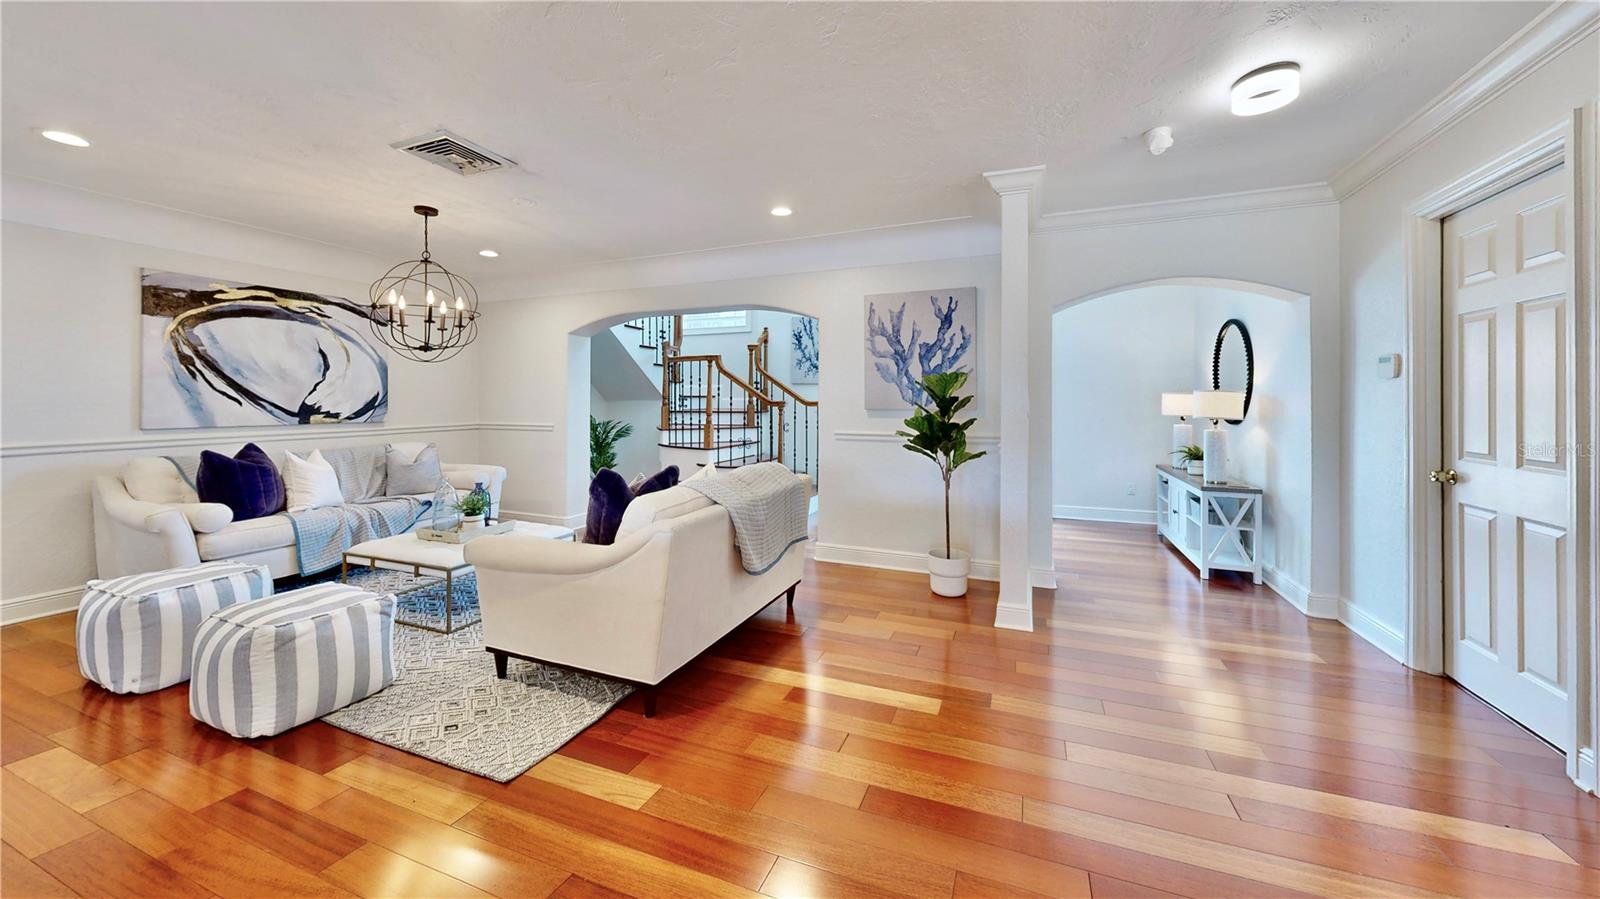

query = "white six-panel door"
[1442,165,1572,750]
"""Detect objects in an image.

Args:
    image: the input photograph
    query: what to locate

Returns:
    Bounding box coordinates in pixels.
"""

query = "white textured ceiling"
[2,2,1544,276]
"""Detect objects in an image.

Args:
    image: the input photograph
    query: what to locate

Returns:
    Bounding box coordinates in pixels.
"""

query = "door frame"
[1401,108,1598,789]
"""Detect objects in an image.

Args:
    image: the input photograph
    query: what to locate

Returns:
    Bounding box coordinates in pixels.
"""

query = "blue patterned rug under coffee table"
[294,566,632,782]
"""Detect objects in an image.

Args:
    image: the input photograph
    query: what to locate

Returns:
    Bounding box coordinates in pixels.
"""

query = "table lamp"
[1191,390,1246,483]
[1161,392,1194,452]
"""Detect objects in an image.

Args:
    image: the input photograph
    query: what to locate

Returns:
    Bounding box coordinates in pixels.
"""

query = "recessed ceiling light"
[770,206,793,217]
[478,249,499,258]
[40,130,90,147]
[510,197,538,208]
[1230,62,1300,117]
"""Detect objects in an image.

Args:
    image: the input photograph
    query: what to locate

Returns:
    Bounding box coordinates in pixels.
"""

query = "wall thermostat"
[1378,353,1402,379]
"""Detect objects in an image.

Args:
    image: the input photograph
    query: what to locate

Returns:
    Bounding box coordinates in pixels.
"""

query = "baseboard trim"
[1052,504,1156,525]
[1576,748,1597,795]
[1029,567,1058,589]
[993,604,1035,632]
[2,586,81,625]
[1261,566,1337,619]
[811,542,999,582]
[1338,598,1407,664]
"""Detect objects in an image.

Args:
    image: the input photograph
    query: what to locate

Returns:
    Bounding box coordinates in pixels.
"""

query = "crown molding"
[983,165,1047,226]
[1034,182,1336,234]
[0,173,385,281]
[1331,0,1599,200]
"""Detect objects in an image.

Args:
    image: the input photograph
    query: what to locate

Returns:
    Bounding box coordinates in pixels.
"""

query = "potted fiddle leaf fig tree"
[897,371,987,597]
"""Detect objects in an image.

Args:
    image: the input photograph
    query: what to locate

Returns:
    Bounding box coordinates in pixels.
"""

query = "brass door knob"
[1428,468,1458,485]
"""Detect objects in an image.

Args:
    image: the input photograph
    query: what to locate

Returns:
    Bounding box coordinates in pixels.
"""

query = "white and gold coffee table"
[342,521,576,633]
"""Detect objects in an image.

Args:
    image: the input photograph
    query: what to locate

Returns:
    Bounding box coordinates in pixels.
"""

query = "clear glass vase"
[431,479,462,531]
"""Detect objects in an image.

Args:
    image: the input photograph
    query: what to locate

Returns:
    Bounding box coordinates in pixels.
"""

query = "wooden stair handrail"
[753,362,817,408]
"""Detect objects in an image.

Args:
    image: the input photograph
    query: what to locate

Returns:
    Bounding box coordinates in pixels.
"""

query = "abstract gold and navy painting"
[140,270,388,429]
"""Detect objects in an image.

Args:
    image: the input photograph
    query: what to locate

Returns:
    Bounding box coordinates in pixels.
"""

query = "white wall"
[0,181,482,620]
[1051,288,1196,522]
[588,387,662,480]
[1051,283,1313,598]
[1032,202,1343,608]
[1189,286,1313,595]
[1339,32,1600,652]
[478,255,1003,575]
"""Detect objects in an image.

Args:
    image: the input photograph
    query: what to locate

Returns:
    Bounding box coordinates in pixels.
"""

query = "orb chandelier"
[368,205,480,363]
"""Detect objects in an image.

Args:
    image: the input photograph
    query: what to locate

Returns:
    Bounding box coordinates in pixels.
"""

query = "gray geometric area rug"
[300,567,633,782]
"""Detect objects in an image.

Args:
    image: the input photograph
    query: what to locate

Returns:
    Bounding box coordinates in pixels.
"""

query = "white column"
[984,166,1045,631]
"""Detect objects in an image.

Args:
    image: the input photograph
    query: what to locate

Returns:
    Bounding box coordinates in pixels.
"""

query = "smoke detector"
[1144,126,1174,156]
[391,130,517,176]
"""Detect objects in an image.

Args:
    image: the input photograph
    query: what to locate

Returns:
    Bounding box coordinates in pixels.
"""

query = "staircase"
[619,317,819,483]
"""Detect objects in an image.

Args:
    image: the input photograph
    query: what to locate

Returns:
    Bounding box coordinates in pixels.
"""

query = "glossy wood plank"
[0,768,100,858]
[5,521,1592,898]
[32,830,212,899]
[321,842,493,898]
[6,745,139,812]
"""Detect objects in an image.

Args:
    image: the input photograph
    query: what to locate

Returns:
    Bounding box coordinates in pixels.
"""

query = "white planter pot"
[461,515,485,531]
[928,549,971,597]
[1186,460,1203,477]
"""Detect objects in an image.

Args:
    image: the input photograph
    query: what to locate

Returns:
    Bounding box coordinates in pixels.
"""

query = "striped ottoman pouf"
[77,561,273,694]
[188,583,396,738]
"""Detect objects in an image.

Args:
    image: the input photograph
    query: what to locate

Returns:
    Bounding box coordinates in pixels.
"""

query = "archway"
[1050,277,1314,603]
[569,304,823,533]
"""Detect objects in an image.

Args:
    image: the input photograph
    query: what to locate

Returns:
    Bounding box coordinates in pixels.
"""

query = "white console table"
[1155,464,1262,583]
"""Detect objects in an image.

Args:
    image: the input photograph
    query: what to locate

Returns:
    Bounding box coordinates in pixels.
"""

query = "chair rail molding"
[0,421,487,458]
[1331,0,1599,199]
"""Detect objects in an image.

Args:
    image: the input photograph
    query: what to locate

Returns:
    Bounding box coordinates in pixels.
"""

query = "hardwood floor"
[3,520,1595,897]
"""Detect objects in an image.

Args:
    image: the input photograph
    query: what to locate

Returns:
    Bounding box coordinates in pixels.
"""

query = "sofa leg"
[785,581,799,608]
[491,650,508,679]
[642,687,657,718]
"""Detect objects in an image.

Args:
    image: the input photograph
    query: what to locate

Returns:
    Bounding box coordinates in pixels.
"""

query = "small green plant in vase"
[454,491,492,530]
[897,370,987,597]
[1171,443,1204,476]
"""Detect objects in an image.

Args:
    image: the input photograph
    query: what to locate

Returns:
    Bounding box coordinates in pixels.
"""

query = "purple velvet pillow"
[583,465,683,545]
[634,464,679,498]
[583,469,633,545]
[197,443,285,522]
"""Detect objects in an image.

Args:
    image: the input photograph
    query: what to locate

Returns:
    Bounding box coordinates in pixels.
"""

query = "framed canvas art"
[863,287,975,409]
[789,315,819,384]
[140,270,388,429]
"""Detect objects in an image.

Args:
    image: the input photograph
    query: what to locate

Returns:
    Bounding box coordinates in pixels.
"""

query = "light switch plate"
[1377,353,1402,379]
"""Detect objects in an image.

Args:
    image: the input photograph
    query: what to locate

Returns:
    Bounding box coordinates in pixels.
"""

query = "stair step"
[661,425,758,432]
[622,323,644,330]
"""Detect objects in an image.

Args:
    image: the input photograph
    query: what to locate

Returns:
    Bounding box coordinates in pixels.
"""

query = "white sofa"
[91,442,506,580]
[465,474,806,716]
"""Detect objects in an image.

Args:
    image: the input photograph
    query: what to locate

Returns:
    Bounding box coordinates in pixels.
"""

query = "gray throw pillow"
[385,443,443,496]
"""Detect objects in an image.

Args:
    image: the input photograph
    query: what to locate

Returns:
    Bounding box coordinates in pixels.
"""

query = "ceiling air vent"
[391,130,516,176]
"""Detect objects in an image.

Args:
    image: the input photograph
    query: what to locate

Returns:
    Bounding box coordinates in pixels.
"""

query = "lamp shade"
[1192,390,1245,421]
[1160,392,1194,417]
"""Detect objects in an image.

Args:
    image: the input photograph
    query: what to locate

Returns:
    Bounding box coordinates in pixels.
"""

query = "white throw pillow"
[282,450,344,512]
[124,457,199,504]
[614,485,715,540]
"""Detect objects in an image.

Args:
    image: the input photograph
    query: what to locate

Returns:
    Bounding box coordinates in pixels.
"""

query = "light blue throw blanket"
[165,445,429,576]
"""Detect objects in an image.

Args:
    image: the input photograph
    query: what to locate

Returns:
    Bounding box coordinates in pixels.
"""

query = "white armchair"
[92,450,507,580]
[465,480,806,716]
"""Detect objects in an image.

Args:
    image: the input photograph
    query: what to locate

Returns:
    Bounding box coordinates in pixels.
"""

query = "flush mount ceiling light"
[40,129,90,147]
[770,206,793,217]
[1230,62,1301,116]
[368,205,480,363]
[478,249,499,258]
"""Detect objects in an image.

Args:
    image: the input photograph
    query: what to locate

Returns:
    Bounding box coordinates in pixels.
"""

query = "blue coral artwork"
[789,315,820,384]
[863,287,976,409]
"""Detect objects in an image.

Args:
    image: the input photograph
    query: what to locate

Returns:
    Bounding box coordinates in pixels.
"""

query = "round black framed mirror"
[1211,319,1254,424]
